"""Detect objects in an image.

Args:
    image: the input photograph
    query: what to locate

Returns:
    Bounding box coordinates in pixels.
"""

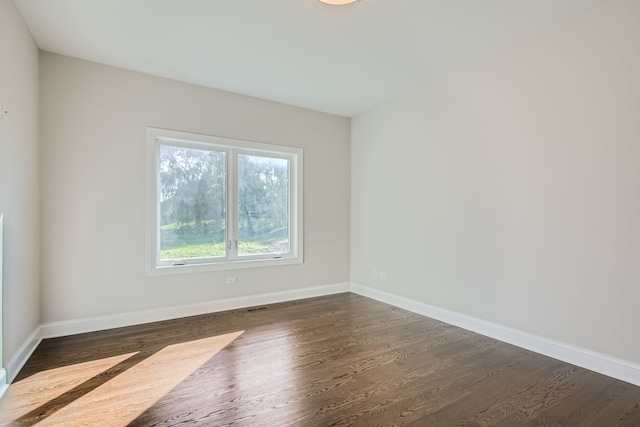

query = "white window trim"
[147,127,303,276]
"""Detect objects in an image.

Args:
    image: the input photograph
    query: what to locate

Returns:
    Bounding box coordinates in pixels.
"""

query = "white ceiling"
[15,0,606,117]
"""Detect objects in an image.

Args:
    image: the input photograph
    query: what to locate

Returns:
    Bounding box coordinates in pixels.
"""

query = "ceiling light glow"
[318,0,360,5]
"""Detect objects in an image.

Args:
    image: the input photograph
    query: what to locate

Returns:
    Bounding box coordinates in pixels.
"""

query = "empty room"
[1,0,639,425]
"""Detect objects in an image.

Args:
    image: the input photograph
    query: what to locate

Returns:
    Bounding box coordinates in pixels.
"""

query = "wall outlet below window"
[226,277,237,284]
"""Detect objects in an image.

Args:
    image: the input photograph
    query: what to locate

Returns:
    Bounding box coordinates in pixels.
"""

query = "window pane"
[238,154,290,256]
[159,145,226,261]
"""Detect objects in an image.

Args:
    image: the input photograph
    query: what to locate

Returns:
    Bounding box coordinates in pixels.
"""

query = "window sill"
[148,256,303,276]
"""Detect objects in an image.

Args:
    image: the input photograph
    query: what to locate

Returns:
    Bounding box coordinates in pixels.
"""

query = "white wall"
[352,0,640,365]
[39,53,350,324]
[0,0,40,375]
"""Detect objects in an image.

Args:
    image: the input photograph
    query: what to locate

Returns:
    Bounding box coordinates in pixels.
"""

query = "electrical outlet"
[226,277,237,284]
[373,268,378,278]
[379,271,386,279]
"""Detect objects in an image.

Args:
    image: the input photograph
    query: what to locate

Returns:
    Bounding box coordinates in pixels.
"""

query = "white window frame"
[147,127,303,275]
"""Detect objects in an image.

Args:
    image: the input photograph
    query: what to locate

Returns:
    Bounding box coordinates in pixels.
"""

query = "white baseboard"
[6,326,42,384]
[351,282,640,387]
[8,282,639,389]
[4,283,348,385]
[40,282,350,340]
[0,369,8,398]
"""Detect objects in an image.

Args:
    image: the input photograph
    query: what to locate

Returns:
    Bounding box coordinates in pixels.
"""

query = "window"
[147,128,303,274]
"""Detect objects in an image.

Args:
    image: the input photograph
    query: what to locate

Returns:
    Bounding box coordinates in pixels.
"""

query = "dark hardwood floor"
[1,293,639,426]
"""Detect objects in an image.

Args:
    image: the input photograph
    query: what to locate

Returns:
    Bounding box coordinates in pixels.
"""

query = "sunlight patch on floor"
[0,352,138,425]
[0,331,243,427]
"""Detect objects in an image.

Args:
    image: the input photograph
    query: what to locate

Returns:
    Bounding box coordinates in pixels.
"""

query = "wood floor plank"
[1,293,639,426]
